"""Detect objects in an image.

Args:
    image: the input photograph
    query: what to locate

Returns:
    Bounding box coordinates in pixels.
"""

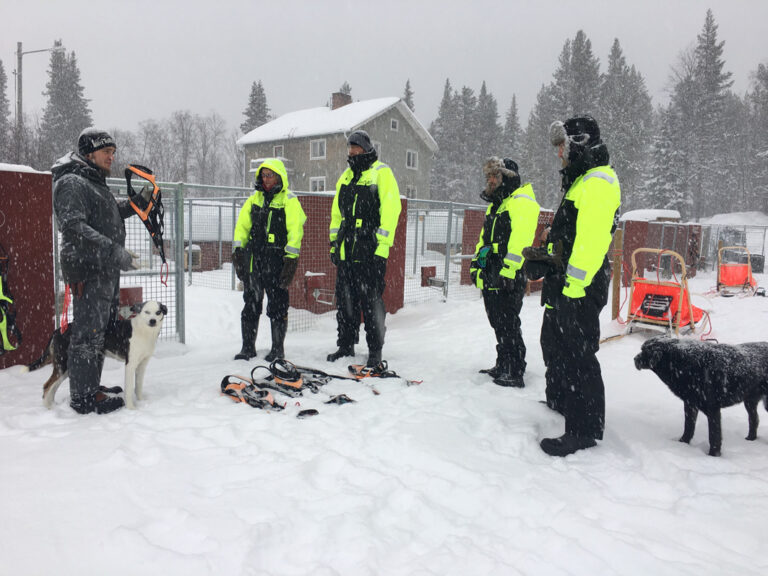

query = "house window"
[309,177,326,192]
[406,149,418,170]
[390,118,399,131]
[405,184,417,198]
[310,139,326,159]
[273,145,284,157]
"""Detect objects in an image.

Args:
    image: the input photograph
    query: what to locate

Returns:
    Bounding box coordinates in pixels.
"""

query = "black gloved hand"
[232,248,247,281]
[279,257,298,289]
[374,255,387,279]
[113,245,140,271]
[330,243,341,266]
[522,240,564,270]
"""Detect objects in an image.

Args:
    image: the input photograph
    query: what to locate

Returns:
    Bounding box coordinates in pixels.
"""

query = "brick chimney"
[331,92,352,110]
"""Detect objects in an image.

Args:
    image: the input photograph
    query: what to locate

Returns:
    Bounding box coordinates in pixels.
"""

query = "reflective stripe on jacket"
[330,160,401,261]
[234,158,306,271]
[471,183,540,290]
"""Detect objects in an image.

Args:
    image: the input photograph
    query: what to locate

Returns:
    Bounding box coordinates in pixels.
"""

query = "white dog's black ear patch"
[131,302,145,314]
[159,304,168,316]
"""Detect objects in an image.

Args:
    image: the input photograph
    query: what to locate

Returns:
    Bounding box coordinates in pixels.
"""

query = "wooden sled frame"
[626,248,698,336]
[717,246,757,297]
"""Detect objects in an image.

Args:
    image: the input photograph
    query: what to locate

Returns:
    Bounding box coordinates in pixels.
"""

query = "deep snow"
[1,270,768,576]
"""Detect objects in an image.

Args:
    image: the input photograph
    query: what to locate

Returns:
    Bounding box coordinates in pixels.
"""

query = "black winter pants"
[540,296,605,440]
[69,274,120,404]
[334,258,386,352]
[242,260,289,330]
[481,274,527,376]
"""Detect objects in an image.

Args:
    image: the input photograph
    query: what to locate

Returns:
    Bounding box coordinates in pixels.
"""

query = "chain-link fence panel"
[404,199,486,306]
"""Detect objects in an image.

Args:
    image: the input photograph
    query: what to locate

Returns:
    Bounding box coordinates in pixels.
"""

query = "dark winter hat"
[550,116,601,148]
[347,130,374,153]
[77,127,116,156]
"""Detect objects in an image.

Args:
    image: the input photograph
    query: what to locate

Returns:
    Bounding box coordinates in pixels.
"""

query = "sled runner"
[717,246,759,297]
[625,248,705,336]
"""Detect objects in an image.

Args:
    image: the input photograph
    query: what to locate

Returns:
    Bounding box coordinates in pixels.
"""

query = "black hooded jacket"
[52,152,134,283]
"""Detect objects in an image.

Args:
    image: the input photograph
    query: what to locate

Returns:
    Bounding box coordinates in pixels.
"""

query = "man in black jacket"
[52,128,143,414]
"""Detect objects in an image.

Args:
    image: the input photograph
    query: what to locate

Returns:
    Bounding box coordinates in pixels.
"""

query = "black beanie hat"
[563,116,601,146]
[78,127,116,156]
[347,130,374,153]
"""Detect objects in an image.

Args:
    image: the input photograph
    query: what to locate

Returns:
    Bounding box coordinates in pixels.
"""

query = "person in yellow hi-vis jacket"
[232,158,306,362]
[327,130,402,368]
[470,157,540,388]
[527,116,621,457]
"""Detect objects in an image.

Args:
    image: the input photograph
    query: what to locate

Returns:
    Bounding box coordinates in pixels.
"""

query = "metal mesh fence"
[55,174,768,343]
[403,199,486,305]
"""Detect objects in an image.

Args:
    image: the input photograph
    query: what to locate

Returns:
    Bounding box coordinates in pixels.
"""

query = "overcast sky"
[3,0,767,138]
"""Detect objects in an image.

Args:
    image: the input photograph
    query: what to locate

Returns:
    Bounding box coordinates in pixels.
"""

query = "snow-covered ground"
[2,269,768,575]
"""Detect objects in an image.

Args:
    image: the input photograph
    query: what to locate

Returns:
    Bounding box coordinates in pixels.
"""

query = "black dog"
[634,337,768,456]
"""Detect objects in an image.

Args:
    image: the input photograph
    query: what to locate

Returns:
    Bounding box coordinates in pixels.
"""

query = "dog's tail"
[21,331,56,373]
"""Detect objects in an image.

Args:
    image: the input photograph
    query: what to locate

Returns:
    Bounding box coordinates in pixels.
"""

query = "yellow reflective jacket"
[234,158,306,272]
[470,183,540,290]
[545,165,621,303]
[330,160,401,261]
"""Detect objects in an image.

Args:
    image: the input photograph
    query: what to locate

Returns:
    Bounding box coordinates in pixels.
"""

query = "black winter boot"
[479,362,501,378]
[366,349,382,368]
[492,358,524,388]
[540,434,597,457]
[71,391,125,415]
[265,318,287,362]
[234,316,258,360]
[327,344,355,362]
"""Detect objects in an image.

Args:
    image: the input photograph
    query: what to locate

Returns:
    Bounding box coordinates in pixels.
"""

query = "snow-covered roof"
[620,209,681,222]
[699,211,768,226]
[0,163,48,174]
[237,97,438,153]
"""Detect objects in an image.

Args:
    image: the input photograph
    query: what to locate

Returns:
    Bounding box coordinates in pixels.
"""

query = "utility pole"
[14,41,64,163]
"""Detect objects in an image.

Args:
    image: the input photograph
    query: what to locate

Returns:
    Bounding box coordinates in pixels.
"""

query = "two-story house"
[237,93,438,199]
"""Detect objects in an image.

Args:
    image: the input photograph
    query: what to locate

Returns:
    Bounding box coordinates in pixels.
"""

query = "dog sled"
[717,246,759,297]
[623,248,706,337]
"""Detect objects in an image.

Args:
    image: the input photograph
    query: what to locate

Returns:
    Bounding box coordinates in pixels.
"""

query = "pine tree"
[0,59,10,161]
[339,81,352,96]
[430,78,461,202]
[522,84,562,209]
[475,81,502,176]
[598,39,653,210]
[240,80,270,134]
[690,9,734,217]
[403,79,415,112]
[39,40,92,168]
[748,63,768,213]
[502,95,522,161]
[569,30,601,115]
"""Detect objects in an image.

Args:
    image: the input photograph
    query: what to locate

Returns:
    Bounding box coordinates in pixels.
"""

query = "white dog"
[24,301,167,409]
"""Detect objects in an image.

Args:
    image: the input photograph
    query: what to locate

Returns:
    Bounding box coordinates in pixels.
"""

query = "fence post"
[412,208,419,276]
[232,198,238,291]
[217,205,223,270]
[187,197,193,286]
[174,183,186,344]
[612,228,623,320]
[443,203,454,299]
